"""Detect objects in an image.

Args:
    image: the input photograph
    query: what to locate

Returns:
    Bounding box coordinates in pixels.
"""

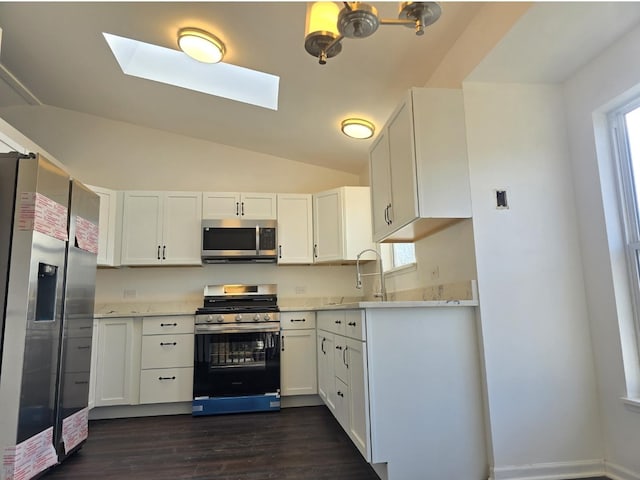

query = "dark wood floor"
[41,405,614,480]
[42,406,381,480]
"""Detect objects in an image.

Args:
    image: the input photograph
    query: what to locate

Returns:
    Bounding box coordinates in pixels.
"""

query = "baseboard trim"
[490,459,605,480]
[606,461,640,480]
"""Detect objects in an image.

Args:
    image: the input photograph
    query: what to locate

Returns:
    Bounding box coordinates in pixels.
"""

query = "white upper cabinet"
[369,88,472,243]
[313,186,375,263]
[121,191,202,266]
[88,185,122,267]
[203,192,276,219]
[276,193,313,264]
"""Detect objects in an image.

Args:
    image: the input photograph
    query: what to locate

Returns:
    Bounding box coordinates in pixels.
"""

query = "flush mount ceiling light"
[305,1,442,65]
[341,118,375,139]
[178,27,226,64]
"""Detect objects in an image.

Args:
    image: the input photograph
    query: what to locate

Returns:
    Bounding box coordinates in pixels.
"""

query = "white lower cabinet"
[317,331,336,413]
[94,317,141,407]
[92,315,195,408]
[139,316,194,404]
[316,310,370,461]
[280,312,317,396]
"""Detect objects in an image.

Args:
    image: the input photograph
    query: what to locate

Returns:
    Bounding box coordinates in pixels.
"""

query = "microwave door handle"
[256,225,260,255]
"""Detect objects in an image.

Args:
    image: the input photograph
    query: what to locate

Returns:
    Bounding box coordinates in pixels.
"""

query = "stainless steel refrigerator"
[0,152,99,480]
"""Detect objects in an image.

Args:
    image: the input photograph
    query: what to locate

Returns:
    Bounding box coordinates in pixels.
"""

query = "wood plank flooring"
[41,405,614,480]
[42,406,380,480]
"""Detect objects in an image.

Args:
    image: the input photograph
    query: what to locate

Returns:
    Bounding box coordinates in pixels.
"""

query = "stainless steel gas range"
[192,284,281,416]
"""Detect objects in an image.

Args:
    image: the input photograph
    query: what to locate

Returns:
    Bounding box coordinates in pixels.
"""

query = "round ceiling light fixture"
[341,118,375,139]
[177,27,226,64]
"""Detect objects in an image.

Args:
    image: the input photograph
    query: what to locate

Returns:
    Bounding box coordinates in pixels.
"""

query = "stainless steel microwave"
[201,219,277,263]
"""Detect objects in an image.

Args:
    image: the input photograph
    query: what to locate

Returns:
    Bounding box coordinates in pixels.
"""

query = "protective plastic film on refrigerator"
[0,152,99,480]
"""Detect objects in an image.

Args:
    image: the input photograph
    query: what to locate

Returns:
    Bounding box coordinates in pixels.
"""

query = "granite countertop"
[94,299,477,318]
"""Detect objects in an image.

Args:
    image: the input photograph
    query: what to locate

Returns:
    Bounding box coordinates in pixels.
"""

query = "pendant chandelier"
[304,2,442,65]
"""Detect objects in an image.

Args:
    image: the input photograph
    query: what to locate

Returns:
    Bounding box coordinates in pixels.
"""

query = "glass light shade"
[341,118,375,139]
[178,28,225,64]
[305,2,340,36]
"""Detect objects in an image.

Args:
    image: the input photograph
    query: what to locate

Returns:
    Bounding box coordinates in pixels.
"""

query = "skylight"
[103,33,279,111]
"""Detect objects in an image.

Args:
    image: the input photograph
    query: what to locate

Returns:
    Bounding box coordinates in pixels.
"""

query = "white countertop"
[94,299,477,318]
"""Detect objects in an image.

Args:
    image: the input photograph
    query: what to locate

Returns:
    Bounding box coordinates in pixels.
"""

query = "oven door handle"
[195,323,280,334]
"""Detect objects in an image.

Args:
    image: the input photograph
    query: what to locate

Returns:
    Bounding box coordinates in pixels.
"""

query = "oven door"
[194,325,280,398]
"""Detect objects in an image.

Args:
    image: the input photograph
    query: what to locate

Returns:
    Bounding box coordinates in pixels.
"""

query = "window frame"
[380,242,416,275]
[610,98,640,361]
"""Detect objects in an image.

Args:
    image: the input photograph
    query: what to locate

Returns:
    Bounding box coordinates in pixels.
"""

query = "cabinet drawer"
[139,367,193,404]
[142,316,194,335]
[344,310,366,341]
[317,311,346,336]
[280,311,316,330]
[141,334,194,369]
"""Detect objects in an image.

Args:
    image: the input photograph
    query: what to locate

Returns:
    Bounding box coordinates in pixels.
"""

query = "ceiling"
[0,2,485,174]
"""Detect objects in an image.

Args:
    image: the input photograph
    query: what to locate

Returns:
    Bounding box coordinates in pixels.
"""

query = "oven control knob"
[235,314,243,322]
[263,313,271,322]
[206,315,214,323]
[253,314,261,322]
[216,315,224,323]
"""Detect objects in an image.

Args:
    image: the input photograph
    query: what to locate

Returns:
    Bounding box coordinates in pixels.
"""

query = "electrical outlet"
[295,286,307,295]
[495,188,509,209]
[431,266,440,280]
[123,289,137,299]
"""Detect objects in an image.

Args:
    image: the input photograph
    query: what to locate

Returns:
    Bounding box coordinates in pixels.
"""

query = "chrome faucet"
[356,248,387,301]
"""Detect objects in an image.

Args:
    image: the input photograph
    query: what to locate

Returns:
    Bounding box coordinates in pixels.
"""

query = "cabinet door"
[369,132,393,242]
[89,185,122,267]
[277,194,313,264]
[346,338,370,461]
[387,95,419,231]
[281,329,317,396]
[95,318,139,406]
[335,377,349,431]
[121,192,163,265]
[202,192,241,219]
[317,331,336,413]
[162,192,202,265]
[313,189,343,263]
[334,336,348,384]
[240,193,277,219]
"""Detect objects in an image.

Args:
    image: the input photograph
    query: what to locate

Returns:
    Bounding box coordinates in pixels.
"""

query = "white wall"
[383,218,477,294]
[463,82,603,478]
[0,105,361,192]
[563,21,640,478]
[95,264,362,306]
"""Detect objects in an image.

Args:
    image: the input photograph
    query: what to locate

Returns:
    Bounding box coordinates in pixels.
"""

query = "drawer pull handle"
[160,323,178,327]
[335,320,342,324]
[160,342,177,346]
[290,318,306,322]
[335,345,342,350]
[337,391,344,398]
[158,376,176,381]
[74,381,89,385]
[348,322,357,327]
[77,345,91,350]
